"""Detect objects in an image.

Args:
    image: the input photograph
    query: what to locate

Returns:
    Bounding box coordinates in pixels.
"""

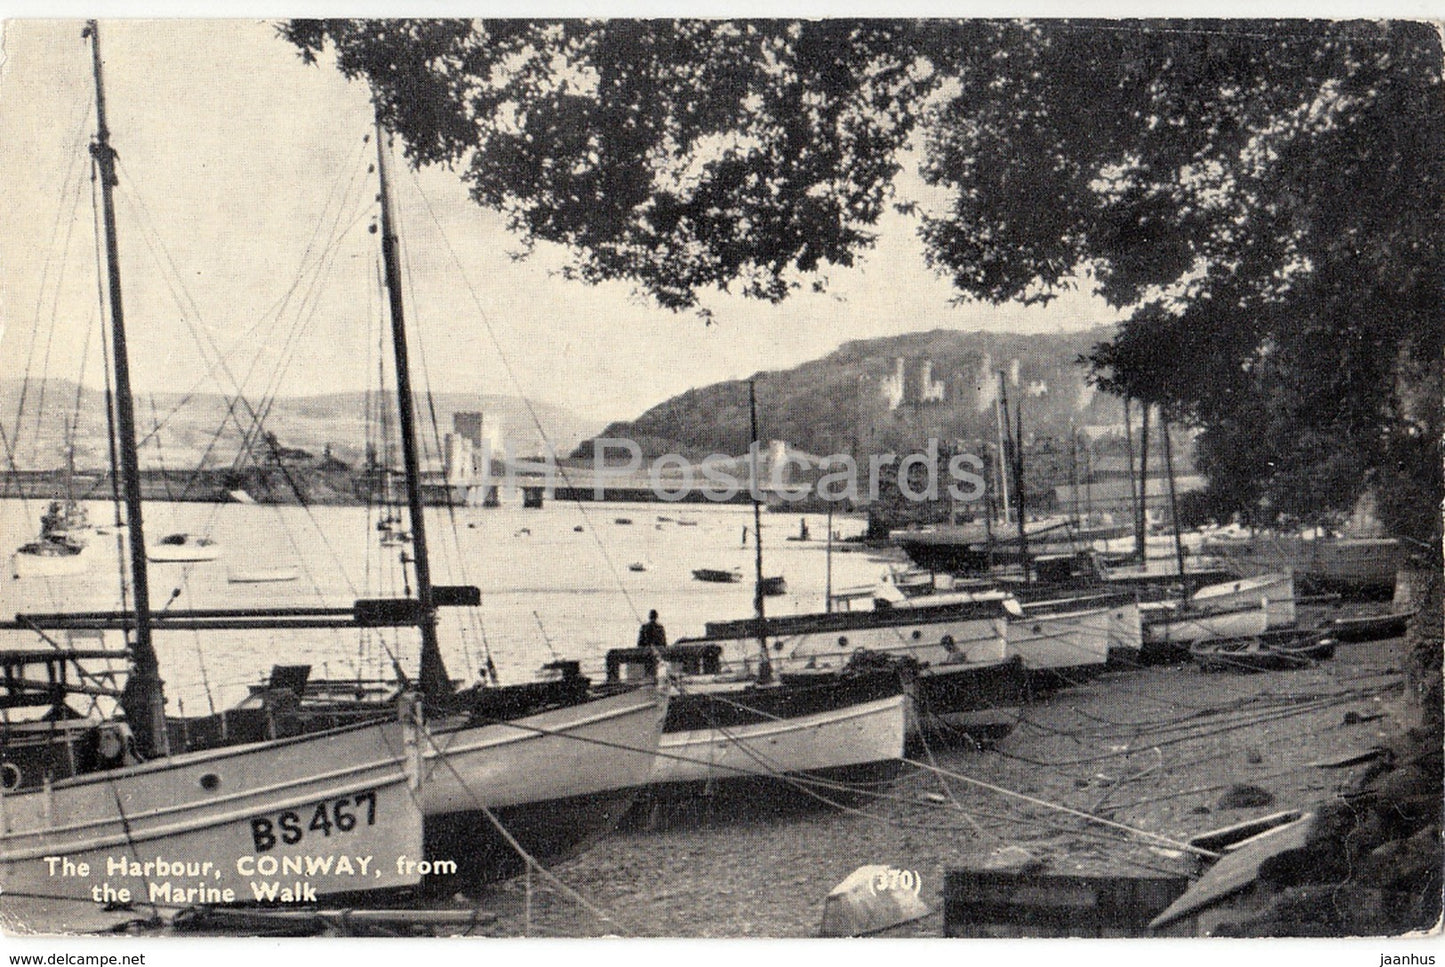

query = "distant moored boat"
[226,565,301,584]
[146,533,220,562]
[693,567,742,584]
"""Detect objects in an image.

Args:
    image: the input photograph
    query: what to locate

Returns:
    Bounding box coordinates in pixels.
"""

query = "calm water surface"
[1,498,889,714]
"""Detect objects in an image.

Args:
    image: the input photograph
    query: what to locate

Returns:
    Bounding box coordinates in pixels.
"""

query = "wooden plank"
[1188,810,1304,853]
[1150,812,1317,931]
[944,868,1189,938]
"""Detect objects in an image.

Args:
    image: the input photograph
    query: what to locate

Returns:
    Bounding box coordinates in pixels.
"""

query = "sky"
[0,12,1416,428]
[0,18,1143,426]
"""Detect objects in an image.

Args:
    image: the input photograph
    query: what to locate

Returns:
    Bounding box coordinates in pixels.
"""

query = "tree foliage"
[282,18,1443,535]
[282,19,930,311]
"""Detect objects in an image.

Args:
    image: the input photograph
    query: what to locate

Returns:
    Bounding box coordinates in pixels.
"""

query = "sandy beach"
[457,603,1408,938]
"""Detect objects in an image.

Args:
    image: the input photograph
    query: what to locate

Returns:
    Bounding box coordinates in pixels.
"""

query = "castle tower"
[880,356,906,410]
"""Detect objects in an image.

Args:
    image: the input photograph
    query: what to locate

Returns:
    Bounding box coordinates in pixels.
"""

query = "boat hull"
[1201,535,1398,600]
[417,687,664,884]
[0,720,424,935]
[1141,603,1269,659]
[1191,571,1296,629]
[1329,611,1414,642]
[692,569,741,583]
[9,547,89,579]
[696,601,1009,675]
[147,547,220,563]
[1191,635,1337,672]
[422,785,640,891]
[646,683,906,804]
[1007,604,1113,688]
[910,656,1029,745]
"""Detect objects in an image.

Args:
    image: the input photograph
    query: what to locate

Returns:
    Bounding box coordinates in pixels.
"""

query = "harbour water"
[0,498,881,714]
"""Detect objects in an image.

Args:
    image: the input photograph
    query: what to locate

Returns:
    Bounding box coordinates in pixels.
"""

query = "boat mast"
[85,21,168,757]
[373,115,451,700]
[824,503,834,613]
[1135,401,1151,561]
[983,445,995,570]
[999,376,1030,585]
[1160,412,1188,590]
[995,371,1012,525]
[1013,394,1030,585]
[1069,421,1081,528]
[748,380,772,684]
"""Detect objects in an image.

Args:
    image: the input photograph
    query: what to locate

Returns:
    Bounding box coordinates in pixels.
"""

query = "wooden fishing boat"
[2,29,666,935]
[1190,631,1337,672]
[1140,600,1270,655]
[1,680,430,933]
[1006,596,1116,689]
[2,28,435,932]
[193,114,671,888]
[681,573,1028,743]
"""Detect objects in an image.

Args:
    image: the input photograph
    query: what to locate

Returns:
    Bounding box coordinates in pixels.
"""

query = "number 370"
[872,868,921,895]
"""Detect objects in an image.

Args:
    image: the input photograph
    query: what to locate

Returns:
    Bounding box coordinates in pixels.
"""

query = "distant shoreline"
[0,469,866,509]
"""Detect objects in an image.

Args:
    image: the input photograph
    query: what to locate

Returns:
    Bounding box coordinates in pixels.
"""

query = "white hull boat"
[1007,601,1114,678]
[649,689,907,791]
[10,542,89,579]
[417,686,665,884]
[0,714,426,934]
[1141,601,1270,648]
[695,599,1010,675]
[1191,571,1296,629]
[683,600,1028,742]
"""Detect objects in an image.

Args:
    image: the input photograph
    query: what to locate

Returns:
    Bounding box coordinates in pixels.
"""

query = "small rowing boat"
[1190,630,1337,672]
[1327,610,1415,642]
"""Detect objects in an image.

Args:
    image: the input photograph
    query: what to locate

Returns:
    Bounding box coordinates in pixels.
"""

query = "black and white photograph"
[0,13,1439,951]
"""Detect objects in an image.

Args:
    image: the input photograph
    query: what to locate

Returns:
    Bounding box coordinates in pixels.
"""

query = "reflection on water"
[1,498,885,713]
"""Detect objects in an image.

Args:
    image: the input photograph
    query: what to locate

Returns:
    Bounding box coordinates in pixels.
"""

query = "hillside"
[0,380,601,472]
[577,327,1127,461]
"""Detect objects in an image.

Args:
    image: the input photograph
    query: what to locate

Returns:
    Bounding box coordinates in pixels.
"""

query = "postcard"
[0,13,1438,960]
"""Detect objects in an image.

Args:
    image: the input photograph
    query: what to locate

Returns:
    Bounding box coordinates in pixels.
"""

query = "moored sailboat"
[0,24,436,933]
[2,26,665,934]
[195,111,668,885]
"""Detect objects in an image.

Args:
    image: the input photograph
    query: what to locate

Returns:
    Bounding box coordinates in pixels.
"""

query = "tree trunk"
[1398,557,1443,733]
